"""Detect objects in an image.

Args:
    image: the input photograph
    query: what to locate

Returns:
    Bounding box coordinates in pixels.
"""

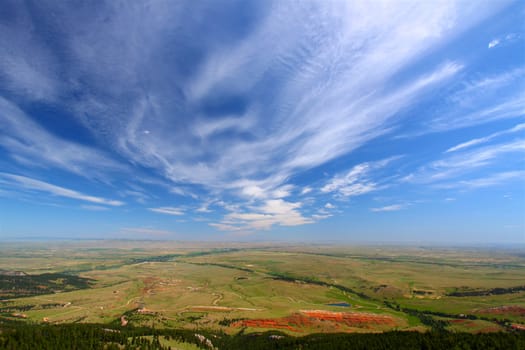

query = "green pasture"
[1,242,523,334]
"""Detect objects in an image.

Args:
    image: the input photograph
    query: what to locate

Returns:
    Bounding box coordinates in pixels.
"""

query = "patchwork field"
[1,241,524,336]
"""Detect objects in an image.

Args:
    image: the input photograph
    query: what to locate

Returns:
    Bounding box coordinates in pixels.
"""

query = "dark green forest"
[1,320,524,350]
[447,286,525,297]
[0,273,93,299]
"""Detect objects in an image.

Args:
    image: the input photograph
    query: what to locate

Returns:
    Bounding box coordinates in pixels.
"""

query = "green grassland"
[1,241,524,336]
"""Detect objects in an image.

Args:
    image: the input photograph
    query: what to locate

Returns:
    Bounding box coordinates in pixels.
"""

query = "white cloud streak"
[6,0,485,197]
[371,204,406,212]
[428,67,525,132]
[148,207,185,216]
[0,173,124,206]
[488,39,500,48]
[0,1,517,232]
[488,33,522,49]
[0,97,124,180]
[439,171,525,189]
[300,187,312,195]
[81,205,111,211]
[0,6,59,101]
[446,123,525,153]
[406,140,525,184]
[322,157,400,198]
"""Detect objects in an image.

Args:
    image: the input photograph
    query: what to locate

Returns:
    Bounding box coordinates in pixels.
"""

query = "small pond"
[326,302,351,307]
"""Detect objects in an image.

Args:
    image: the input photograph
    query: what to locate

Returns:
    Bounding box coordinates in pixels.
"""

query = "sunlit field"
[2,241,524,336]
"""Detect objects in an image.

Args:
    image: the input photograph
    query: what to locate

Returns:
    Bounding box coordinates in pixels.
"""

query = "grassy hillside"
[1,242,524,337]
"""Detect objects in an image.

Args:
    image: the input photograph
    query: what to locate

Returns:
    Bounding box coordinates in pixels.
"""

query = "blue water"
[326,302,351,307]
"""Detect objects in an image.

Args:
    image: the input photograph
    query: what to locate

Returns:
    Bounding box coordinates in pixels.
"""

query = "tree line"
[1,319,524,349]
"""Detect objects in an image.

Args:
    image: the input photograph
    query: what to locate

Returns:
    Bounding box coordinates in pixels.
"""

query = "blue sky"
[0,0,524,242]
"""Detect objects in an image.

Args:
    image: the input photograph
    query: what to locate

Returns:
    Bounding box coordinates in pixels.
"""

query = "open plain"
[1,241,524,337]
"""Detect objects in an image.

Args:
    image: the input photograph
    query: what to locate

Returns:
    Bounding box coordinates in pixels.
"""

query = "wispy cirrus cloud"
[427,67,525,132]
[312,213,333,220]
[0,173,124,206]
[405,139,525,184]
[118,189,152,204]
[322,157,401,198]
[1,0,477,200]
[437,171,525,190]
[81,205,111,211]
[0,97,124,181]
[0,5,59,102]
[0,0,520,235]
[371,204,406,212]
[300,187,312,195]
[446,123,525,153]
[196,202,213,213]
[148,207,185,216]
[488,33,522,49]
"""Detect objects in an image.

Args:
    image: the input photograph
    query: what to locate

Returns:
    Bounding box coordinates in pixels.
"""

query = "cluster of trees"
[0,304,35,313]
[129,254,182,264]
[0,303,68,314]
[40,303,66,309]
[0,322,186,350]
[447,285,525,297]
[0,273,93,298]
[268,272,372,300]
[190,262,254,273]
[217,317,245,326]
[383,301,518,331]
[1,320,524,349]
[127,248,242,264]
[384,301,451,332]
[214,330,525,350]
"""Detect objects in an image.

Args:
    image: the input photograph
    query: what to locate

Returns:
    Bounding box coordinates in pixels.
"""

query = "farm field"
[1,241,524,336]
